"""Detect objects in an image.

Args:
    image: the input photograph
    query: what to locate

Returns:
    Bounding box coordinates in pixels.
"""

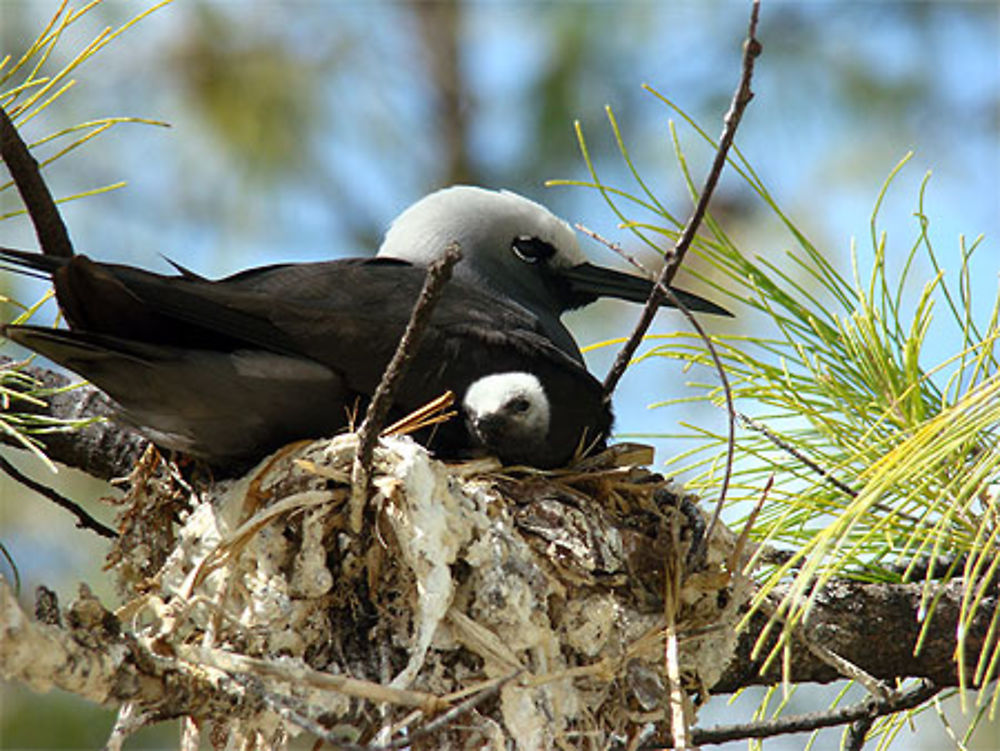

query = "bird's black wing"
[1,248,610,466]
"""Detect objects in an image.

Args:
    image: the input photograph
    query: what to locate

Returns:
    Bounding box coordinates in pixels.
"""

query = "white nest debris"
[105,433,755,749]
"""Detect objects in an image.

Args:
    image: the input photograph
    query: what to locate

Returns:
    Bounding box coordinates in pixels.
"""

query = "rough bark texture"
[715,578,993,691]
[2,358,992,697]
[0,580,258,721]
[2,355,148,480]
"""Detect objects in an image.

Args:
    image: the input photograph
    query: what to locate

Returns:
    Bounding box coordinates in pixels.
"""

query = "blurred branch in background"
[411,0,471,186]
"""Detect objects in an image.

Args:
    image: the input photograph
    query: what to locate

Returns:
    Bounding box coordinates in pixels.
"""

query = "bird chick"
[463,372,550,466]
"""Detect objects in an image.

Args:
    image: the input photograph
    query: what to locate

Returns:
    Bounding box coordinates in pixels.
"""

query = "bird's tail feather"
[0,246,67,278]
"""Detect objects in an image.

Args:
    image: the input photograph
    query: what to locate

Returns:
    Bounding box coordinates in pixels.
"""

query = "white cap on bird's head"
[462,371,550,465]
[379,186,731,361]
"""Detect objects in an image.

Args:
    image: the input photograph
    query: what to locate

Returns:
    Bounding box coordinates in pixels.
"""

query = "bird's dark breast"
[266,273,610,467]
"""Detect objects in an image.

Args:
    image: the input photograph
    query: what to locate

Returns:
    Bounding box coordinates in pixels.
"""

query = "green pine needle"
[555,89,1000,727]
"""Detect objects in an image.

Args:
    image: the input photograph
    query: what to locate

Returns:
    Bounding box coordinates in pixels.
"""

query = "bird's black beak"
[560,262,732,316]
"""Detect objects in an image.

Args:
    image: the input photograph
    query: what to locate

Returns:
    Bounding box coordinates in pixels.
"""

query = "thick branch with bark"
[714,578,992,691]
[0,580,259,721]
[1,356,147,481]
[0,569,986,743]
[1,427,989,748]
[0,5,982,746]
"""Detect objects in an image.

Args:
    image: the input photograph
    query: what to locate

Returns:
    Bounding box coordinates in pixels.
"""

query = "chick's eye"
[509,397,531,414]
[511,236,555,265]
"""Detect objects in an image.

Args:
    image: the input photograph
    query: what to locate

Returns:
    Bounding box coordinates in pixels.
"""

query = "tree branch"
[0,452,984,748]
[0,358,989,696]
[0,578,256,718]
[688,679,938,747]
[713,578,992,691]
[349,243,462,530]
[0,451,115,539]
[576,224,736,570]
[602,0,761,399]
[0,361,990,694]
[1,356,148,482]
[0,103,75,258]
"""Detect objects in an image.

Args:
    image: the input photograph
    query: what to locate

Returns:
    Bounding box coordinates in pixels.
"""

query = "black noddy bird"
[0,185,725,469]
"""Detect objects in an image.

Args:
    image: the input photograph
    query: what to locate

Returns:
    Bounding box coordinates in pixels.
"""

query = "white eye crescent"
[511,236,555,265]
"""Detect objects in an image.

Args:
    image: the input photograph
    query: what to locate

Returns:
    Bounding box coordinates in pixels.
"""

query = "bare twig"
[227,673,371,751]
[0,542,20,594]
[686,679,937,747]
[578,224,734,569]
[386,671,520,749]
[662,557,690,748]
[735,411,924,527]
[0,104,75,258]
[602,0,761,399]
[0,451,116,539]
[736,411,858,498]
[179,717,200,751]
[729,472,773,573]
[246,667,513,751]
[349,244,463,531]
[180,644,442,711]
[845,713,876,751]
[105,704,156,751]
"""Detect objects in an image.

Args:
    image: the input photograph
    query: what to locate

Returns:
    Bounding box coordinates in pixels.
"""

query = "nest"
[108,433,754,749]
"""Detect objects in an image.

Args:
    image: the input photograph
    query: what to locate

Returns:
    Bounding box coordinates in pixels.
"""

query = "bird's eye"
[511,236,556,265]
[509,397,531,413]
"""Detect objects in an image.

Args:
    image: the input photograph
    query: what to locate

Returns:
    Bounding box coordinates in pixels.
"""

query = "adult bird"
[378,187,729,363]
[0,186,725,469]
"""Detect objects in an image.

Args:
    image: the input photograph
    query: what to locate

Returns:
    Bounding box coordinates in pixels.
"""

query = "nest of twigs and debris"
[106,429,754,750]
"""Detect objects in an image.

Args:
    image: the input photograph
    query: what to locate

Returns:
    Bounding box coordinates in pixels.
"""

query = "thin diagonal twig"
[579,224,734,569]
[735,411,924,527]
[349,244,463,531]
[737,411,858,498]
[602,0,761,400]
[685,679,938,747]
[386,670,521,749]
[0,451,116,538]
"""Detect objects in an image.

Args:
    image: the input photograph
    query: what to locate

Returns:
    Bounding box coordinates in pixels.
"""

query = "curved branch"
[690,679,938,747]
[0,104,74,258]
[0,451,115,538]
[601,0,761,398]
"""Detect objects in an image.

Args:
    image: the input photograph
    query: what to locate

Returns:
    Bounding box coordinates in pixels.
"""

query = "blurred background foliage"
[1,1,998,748]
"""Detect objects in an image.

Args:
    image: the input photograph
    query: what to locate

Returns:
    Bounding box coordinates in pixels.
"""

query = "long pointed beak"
[561,263,733,316]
